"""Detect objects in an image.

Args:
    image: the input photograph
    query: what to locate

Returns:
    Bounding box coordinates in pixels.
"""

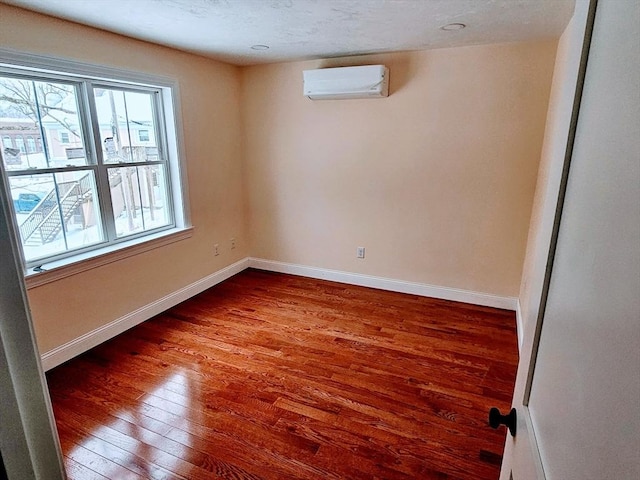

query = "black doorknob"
[489,407,517,437]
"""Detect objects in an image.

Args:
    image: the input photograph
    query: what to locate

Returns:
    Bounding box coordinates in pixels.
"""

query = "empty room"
[1,1,638,479]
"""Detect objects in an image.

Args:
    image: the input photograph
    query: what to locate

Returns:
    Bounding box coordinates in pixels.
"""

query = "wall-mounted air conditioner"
[303,65,389,100]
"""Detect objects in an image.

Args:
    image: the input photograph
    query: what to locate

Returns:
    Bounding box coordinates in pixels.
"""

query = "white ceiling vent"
[303,65,389,100]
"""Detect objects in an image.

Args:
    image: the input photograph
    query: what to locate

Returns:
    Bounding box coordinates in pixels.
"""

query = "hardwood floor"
[47,269,518,480]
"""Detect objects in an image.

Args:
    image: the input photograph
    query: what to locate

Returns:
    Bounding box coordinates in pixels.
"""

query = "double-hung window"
[0,54,188,273]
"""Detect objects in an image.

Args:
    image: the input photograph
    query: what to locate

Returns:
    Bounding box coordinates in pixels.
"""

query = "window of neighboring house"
[26,136,36,153]
[138,129,150,142]
[0,57,188,271]
[2,136,11,148]
[15,137,25,153]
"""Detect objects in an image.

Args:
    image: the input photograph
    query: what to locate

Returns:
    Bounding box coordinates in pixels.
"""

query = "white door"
[0,155,65,474]
[501,0,640,478]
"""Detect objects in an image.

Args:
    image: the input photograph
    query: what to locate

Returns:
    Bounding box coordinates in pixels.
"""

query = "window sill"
[24,227,193,289]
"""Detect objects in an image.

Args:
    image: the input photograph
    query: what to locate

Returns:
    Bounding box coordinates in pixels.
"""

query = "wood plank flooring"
[46,269,519,480]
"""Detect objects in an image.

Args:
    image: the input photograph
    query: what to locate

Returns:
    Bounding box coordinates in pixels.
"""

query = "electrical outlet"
[214,243,220,256]
[357,246,365,259]
[230,237,236,249]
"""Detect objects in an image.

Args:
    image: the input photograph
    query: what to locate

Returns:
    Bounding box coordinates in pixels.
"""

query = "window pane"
[1,61,180,268]
[139,164,170,229]
[0,76,87,169]
[10,171,104,262]
[94,88,159,164]
[138,129,150,142]
[109,165,170,238]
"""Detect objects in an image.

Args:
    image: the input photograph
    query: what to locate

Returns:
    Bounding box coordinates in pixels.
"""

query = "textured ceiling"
[3,0,576,66]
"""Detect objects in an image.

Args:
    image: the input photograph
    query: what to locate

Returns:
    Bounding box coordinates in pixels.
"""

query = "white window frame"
[0,48,192,287]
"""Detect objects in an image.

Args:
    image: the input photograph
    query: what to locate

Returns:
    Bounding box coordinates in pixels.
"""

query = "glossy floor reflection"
[47,269,518,479]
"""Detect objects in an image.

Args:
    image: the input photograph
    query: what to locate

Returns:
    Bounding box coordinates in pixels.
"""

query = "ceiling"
[3,0,576,66]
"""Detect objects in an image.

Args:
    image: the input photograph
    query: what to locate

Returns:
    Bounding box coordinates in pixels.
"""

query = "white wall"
[243,42,557,299]
[502,0,640,478]
[528,0,640,476]
[501,1,591,476]
[0,4,248,356]
[518,5,588,337]
[1,4,561,368]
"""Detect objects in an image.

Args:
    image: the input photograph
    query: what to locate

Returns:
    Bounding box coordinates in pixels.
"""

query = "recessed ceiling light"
[440,23,466,31]
[250,44,270,50]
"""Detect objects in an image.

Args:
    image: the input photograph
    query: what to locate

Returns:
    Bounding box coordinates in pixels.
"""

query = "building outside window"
[0,56,187,269]
[2,135,11,149]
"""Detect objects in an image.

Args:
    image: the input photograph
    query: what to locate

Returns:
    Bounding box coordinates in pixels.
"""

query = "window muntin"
[0,77,87,169]
[9,171,104,263]
[94,88,160,164]
[108,164,170,239]
[0,67,178,268]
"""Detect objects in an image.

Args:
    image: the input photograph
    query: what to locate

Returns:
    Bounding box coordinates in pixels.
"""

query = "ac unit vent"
[303,65,389,100]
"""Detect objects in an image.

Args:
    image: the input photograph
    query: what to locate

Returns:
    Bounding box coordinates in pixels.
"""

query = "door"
[0,151,65,474]
[500,0,640,478]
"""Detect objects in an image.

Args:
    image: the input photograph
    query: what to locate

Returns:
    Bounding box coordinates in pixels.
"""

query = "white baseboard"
[248,257,518,311]
[515,299,524,352]
[40,258,249,371]
[42,256,518,370]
